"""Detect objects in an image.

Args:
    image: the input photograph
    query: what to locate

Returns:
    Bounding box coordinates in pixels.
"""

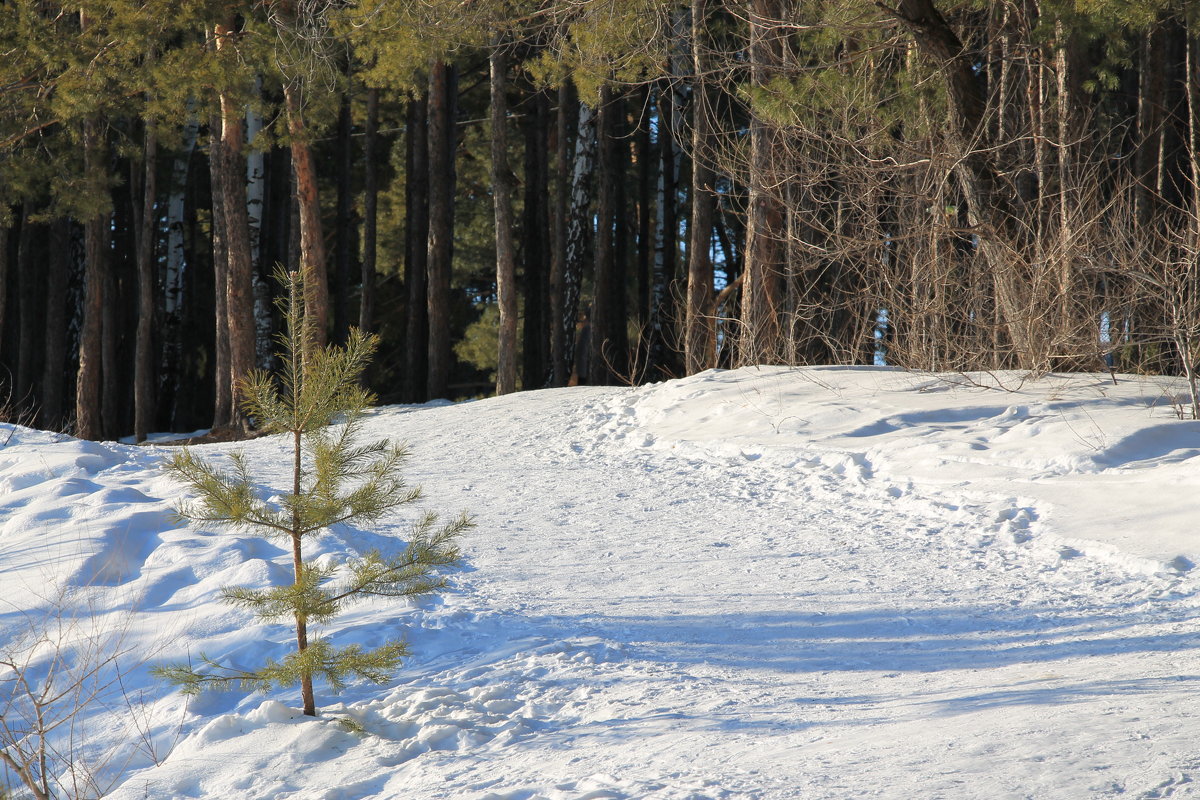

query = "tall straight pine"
[156,270,469,716]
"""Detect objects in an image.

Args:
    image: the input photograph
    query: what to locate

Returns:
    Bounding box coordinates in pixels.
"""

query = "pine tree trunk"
[636,84,653,329]
[653,80,679,374]
[426,61,456,399]
[101,235,120,438]
[216,65,256,430]
[209,121,232,429]
[491,48,518,396]
[293,528,315,716]
[135,121,158,442]
[0,222,7,388]
[1135,26,1165,228]
[288,170,301,295]
[405,92,430,402]
[284,81,329,352]
[291,422,316,716]
[262,145,293,370]
[334,87,354,344]
[264,146,292,289]
[566,97,595,383]
[740,0,787,367]
[686,0,716,375]
[211,24,241,429]
[76,114,107,441]
[15,206,40,412]
[40,219,69,430]
[612,92,630,377]
[522,89,551,389]
[277,270,316,715]
[549,80,574,387]
[589,83,616,385]
[360,87,379,336]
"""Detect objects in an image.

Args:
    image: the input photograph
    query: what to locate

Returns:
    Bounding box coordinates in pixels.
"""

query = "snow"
[3,366,1200,798]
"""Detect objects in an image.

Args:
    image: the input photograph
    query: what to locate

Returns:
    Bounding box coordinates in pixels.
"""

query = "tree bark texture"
[592,85,630,385]
[135,121,158,442]
[208,122,232,429]
[100,234,119,438]
[217,77,256,430]
[40,219,69,429]
[652,80,680,374]
[210,22,256,428]
[522,88,551,389]
[405,92,430,402]
[0,222,7,389]
[612,92,631,376]
[740,0,787,367]
[360,87,379,336]
[284,80,329,352]
[334,87,354,344]
[491,49,518,396]
[686,0,716,375]
[550,80,575,387]
[636,84,654,329]
[291,423,316,717]
[15,206,40,409]
[426,61,457,399]
[589,83,618,385]
[76,114,107,441]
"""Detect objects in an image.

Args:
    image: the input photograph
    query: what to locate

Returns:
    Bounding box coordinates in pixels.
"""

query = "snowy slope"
[3,366,1200,799]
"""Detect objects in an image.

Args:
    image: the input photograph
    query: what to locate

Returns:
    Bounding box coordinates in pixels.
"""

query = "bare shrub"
[0,595,177,799]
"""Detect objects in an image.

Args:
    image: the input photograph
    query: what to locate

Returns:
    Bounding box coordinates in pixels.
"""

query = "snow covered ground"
[3,366,1200,799]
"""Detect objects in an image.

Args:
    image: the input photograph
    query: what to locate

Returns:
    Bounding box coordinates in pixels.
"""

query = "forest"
[2,0,1199,441]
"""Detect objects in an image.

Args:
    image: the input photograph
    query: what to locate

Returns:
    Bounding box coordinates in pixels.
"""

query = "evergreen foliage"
[7,0,1200,432]
[154,270,470,716]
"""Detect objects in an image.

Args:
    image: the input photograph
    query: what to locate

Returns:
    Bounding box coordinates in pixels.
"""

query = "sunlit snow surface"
[4,366,1200,799]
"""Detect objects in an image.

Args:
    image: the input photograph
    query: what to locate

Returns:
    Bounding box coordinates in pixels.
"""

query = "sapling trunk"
[293,426,315,716]
[288,271,316,714]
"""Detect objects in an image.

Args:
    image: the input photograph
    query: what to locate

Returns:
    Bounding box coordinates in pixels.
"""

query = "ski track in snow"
[3,367,1200,799]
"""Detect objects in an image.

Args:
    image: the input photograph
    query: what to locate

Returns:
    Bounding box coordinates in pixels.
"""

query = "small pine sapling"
[154,270,470,716]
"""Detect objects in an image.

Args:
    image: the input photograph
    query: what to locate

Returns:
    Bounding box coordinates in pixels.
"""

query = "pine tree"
[154,269,471,717]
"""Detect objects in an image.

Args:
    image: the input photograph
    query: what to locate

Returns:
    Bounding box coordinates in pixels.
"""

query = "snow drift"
[2,366,1199,799]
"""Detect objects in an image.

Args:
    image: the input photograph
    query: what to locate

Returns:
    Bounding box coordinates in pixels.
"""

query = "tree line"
[3,0,1200,441]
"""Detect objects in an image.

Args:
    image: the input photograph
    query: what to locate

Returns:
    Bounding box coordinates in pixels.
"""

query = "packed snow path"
[4,367,1200,798]
[387,375,1200,799]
